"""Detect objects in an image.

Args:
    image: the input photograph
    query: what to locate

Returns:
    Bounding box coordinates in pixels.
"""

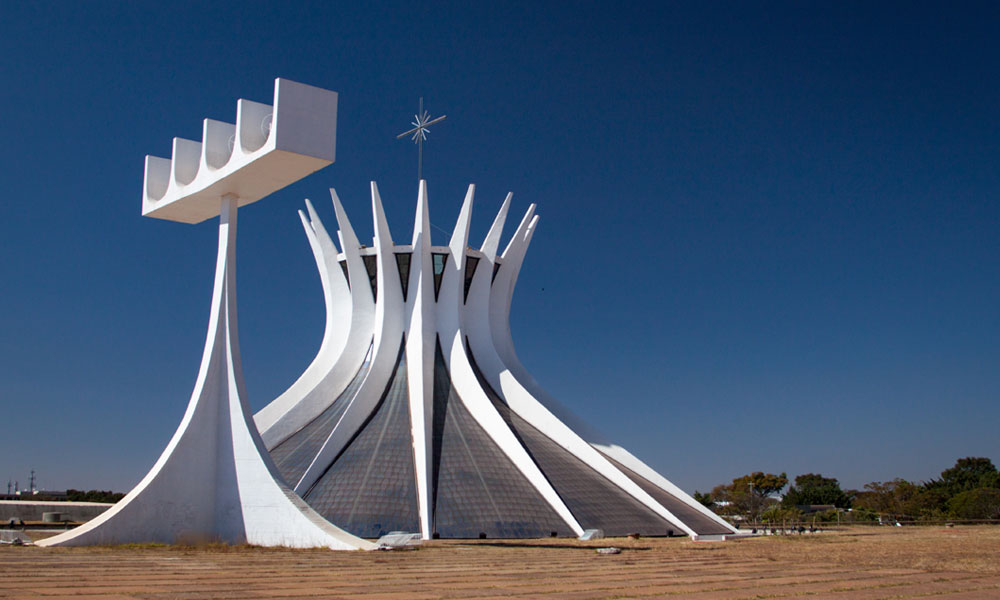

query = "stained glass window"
[465,342,684,536]
[599,453,733,535]
[463,256,479,303]
[432,253,448,301]
[362,254,378,302]
[431,341,572,538]
[303,340,420,538]
[269,344,374,485]
[338,260,350,289]
[395,253,412,301]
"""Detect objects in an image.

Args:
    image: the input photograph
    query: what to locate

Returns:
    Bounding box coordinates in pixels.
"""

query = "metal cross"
[397,97,446,181]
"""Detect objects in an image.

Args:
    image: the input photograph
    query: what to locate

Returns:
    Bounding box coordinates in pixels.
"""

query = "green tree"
[853,479,918,519]
[66,489,126,503]
[711,472,788,522]
[693,490,713,507]
[782,473,850,508]
[927,457,999,497]
[853,479,945,521]
[737,472,789,497]
[761,504,803,524]
[947,488,1000,520]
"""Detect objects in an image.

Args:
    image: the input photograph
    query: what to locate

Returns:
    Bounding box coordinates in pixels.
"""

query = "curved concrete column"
[255,190,376,448]
[404,180,436,538]
[256,180,736,540]
[40,196,373,549]
[48,78,376,549]
[436,187,583,536]
[253,199,350,442]
[461,203,700,537]
[293,183,406,495]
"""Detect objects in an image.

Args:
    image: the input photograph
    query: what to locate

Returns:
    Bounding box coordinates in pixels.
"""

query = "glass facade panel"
[466,343,684,536]
[303,340,420,538]
[338,259,350,289]
[269,345,374,485]
[463,256,479,303]
[491,262,501,284]
[362,254,378,302]
[395,253,412,301]
[431,342,572,538]
[598,453,733,535]
[432,253,448,300]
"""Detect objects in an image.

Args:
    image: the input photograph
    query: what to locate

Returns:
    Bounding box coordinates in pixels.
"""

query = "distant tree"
[693,490,713,507]
[66,489,125,503]
[30,493,64,502]
[761,504,803,524]
[853,479,946,521]
[926,457,999,497]
[739,472,789,497]
[782,473,850,508]
[947,488,1000,520]
[853,479,918,519]
[848,507,879,522]
[909,486,950,518]
[812,508,844,523]
[709,483,739,517]
[711,472,788,522]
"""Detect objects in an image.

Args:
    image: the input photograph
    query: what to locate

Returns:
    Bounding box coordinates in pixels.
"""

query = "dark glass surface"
[395,253,412,301]
[463,255,479,303]
[599,453,733,535]
[431,342,573,538]
[491,262,501,284]
[338,259,350,289]
[465,343,684,536]
[269,345,374,485]
[303,340,420,538]
[362,254,378,302]
[432,253,448,300]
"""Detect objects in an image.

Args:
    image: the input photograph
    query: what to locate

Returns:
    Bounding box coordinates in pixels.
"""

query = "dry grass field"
[2,526,999,599]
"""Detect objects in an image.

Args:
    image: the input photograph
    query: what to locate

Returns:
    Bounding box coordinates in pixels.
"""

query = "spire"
[371,182,394,248]
[480,193,512,261]
[304,197,340,255]
[501,204,536,261]
[330,188,361,251]
[449,184,475,257]
[412,180,431,246]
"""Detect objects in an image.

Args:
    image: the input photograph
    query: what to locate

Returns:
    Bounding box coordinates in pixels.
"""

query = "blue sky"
[1,2,997,495]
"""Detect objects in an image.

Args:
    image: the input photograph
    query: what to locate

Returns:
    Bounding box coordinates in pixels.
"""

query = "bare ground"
[2,526,999,599]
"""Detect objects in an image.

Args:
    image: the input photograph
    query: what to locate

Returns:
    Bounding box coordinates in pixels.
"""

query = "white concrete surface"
[255,182,737,540]
[142,78,337,224]
[41,80,372,549]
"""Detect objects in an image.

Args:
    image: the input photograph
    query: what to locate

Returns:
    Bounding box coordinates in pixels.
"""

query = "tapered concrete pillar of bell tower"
[40,79,374,549]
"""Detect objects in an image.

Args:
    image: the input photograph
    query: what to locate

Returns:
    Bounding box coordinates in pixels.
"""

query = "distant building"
[796,504,836,514]
[31,490,68,500]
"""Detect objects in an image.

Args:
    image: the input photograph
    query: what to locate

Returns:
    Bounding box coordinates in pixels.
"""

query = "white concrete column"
[40,195,373,550]
[405,180,436,539]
